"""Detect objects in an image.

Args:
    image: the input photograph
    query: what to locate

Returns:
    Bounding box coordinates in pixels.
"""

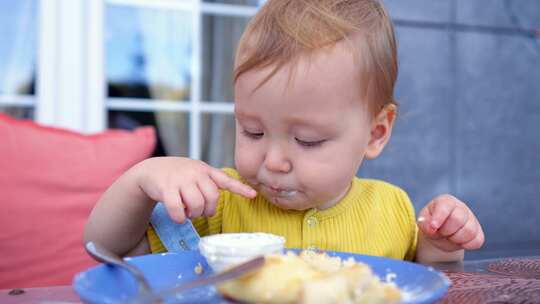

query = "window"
[0,0,37,119]
[0,0,264,167]
[0,0,261,167]
[105,2,193,157]
[104,0,259,166]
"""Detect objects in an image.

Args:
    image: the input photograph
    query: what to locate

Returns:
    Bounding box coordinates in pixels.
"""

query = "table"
[0,285,80,304]
[433,256,540,303]
[2,256,539,304]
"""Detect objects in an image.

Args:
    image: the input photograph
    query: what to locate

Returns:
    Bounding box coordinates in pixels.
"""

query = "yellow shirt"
[147,168,418,261]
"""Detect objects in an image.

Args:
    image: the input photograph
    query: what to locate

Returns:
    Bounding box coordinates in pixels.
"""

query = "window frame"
[0,0,258,160]
[104,0,258,159]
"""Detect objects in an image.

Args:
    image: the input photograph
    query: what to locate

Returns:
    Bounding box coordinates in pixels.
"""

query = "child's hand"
[417,194,484,252]
[135,157,257,223]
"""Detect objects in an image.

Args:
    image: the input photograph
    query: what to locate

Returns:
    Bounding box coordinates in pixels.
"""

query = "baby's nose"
[264,146,292,173]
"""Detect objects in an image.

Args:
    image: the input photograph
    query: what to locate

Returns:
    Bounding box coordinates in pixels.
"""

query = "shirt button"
[306,217,318,228]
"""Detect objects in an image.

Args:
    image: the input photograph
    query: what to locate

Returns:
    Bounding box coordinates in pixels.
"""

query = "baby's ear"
[365,104,396,160]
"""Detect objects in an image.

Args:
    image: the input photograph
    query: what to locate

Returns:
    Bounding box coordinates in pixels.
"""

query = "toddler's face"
[234,44,380,210]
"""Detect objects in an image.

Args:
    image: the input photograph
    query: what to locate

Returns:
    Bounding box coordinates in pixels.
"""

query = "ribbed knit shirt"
[147,168,418,261]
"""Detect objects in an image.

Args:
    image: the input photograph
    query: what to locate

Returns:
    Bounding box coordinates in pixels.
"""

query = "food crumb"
[385,272,397,283]
[194,262,204,274]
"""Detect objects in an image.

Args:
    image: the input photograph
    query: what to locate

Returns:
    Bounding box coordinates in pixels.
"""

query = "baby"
[85,0,484,264]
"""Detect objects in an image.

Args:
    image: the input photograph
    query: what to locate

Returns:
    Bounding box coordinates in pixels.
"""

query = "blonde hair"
[234,0,398,115]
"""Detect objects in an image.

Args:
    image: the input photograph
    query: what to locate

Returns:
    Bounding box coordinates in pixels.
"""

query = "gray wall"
[360,0,540,259]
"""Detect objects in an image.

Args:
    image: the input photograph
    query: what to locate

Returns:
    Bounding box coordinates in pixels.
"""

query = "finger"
[162,190,186,223]
[180,185,205,219]
[437,205,468,237]
[197,177,220,217]
[428,195,458,230]
[461,224,485,250]
[417,208,439,238]
[448,212,478,245]
[209,169,257,198]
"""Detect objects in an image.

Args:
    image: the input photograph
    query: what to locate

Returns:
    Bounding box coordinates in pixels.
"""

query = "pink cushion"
[0,113,156,288]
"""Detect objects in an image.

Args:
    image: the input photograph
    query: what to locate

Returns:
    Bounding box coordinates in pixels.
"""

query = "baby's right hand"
[135,157,257,223]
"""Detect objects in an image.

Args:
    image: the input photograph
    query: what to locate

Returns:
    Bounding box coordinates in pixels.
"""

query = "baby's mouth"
[261,184,298,198]
[273,189,297,197]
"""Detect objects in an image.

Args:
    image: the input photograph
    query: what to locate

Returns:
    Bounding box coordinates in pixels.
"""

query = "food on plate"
[217,250,401,304]
[194,262,204,275]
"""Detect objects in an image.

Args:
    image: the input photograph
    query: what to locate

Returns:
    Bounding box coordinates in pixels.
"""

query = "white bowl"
[199,232,285,272]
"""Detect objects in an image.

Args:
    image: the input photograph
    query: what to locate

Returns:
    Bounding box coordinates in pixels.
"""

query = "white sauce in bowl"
[199,233,285,272]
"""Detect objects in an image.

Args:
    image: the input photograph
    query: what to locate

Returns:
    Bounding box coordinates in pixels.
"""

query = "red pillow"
[0,113,156,288]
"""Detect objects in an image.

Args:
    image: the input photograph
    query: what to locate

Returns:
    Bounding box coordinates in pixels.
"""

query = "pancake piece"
[217,251,401,304]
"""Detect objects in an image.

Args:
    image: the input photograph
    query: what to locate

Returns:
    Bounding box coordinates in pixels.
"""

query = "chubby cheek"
[313,173,351,201]
[234,139,261,182]
[300,156,361,201]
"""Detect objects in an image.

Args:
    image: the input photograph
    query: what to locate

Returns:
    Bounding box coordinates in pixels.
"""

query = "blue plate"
[73,250,450,304]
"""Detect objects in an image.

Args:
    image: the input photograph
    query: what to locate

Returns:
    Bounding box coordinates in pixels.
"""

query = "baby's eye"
[242,129,264,139]
[295,138,326,148]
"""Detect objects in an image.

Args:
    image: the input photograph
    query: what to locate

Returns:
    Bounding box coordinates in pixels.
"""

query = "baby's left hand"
[418,194,484,252]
